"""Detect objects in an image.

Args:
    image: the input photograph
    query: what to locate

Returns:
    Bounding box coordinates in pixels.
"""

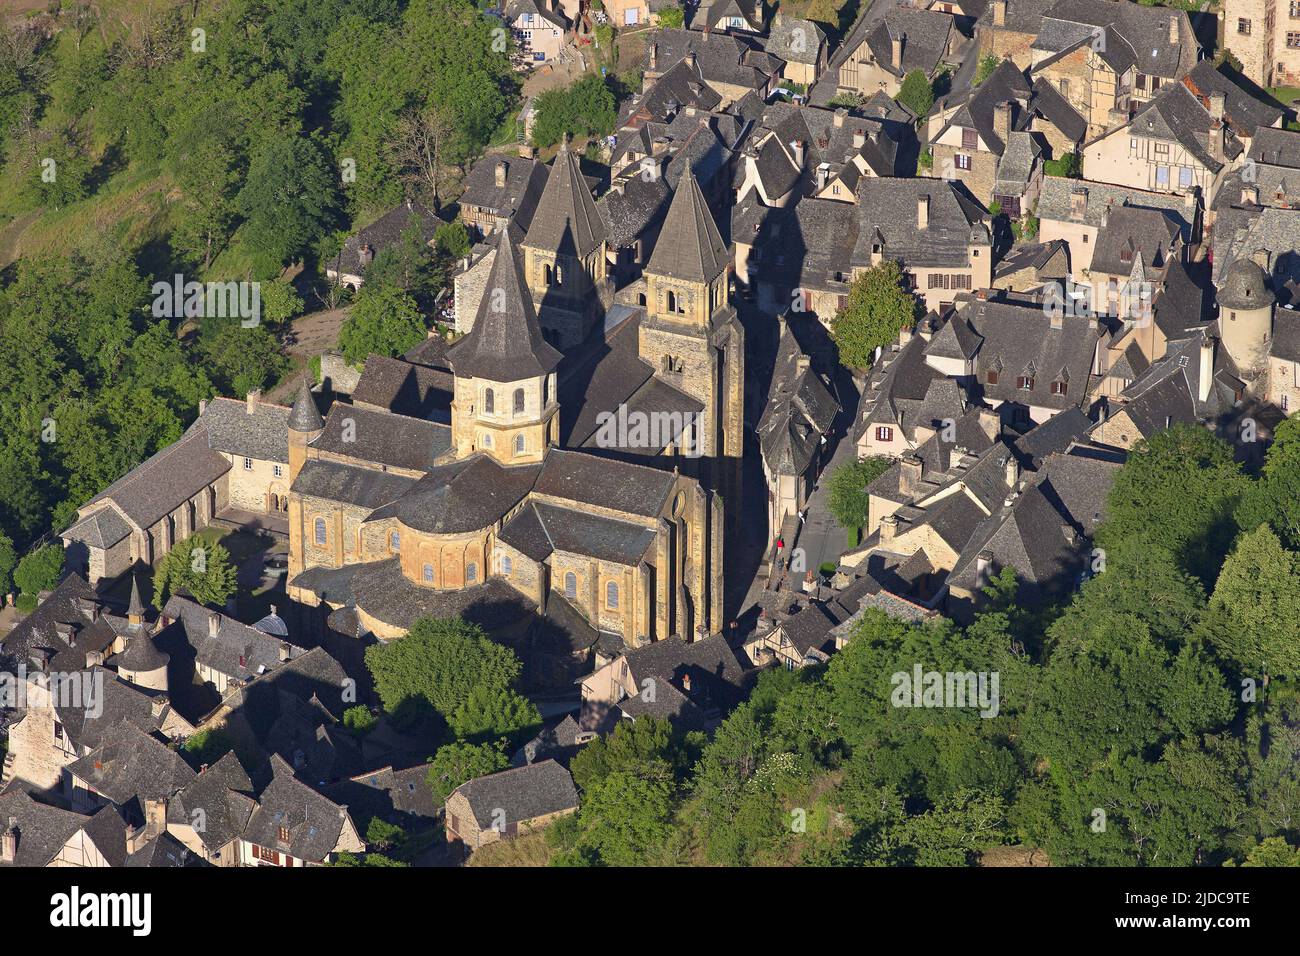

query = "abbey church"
[63,143,745,668]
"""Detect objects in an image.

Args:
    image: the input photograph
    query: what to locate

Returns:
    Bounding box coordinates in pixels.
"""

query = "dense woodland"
[0,0,514,569]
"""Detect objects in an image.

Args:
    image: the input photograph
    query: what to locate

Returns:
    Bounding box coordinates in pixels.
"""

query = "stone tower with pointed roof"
[287,377,324,485]
[639,169,745,527]
[521,137,611,349]
[448,231,563,465]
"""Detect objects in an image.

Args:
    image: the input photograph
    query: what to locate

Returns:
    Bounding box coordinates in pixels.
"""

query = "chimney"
[1,819,16,864]
[853,128,866,149]
[900,454,923,494]
[993,0,1006,26]
[1004,454,1020,490]
[1061,523,1081,547]
[833,110,846,128]
[1208,90,1225,122]
[917,193,930,229]
[994,102,1012,144]
[978,406,1000,440]
[1210,121,1226,163]
[1069,186,1088,220]
[685,50,696,70]
[681,671,692,692]
[795,354,811,374]
[208,612,220,638]
[1168,15,1179,45]
[518,142,536,160]
[198,398,207,415]
[789,139,806,168]
[1198,335,1214,402]
[880,514,899,542]
[815,163,830,190]
[245,389,261,415]
[1242,183,1260,205]
[150,695,169,719]
[975,549,994,588]
[649,42,657,70]
[891,32,904,71]
[279,642,291,663]
[495,160,508,188]
[358,243,374,268]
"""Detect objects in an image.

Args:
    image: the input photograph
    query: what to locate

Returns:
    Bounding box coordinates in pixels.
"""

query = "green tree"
[0,533,16,596]
[532,73,618,148]
[152,537,239,608]
[826,456,891,531]
[562,763,677,866]
[199,323,287,398]
[1198,525,1300,679]
[830,260,921,369]
[365,817,405,850]
[974,55,1000,87]
[338,285,426,365]
[449,685,542,744]
[236,133,339,274]
[13,544,63,596]
[896,70,935,118]
[258,280,306,327]
[343,705,379,735]
[365,615,524,719]
[657,5,685,27]
[1236,413,1300,549]
[426,740,509,802]
[1237,837,1300,866]
[1095,424,1246,586]
[435,220,470,259]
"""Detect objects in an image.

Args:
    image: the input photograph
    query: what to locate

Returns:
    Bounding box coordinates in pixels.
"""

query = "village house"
[927,58,1086,212]
[766,14,829,86]
[1223,0,1300,87]
[459,148,548,240]
[503,0,568,64]
[824,4,960,100]
[237,754,365,866]
[325,200,446,292]
[445,759,578,851]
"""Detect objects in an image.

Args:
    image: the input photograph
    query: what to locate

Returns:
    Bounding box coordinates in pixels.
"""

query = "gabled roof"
[448,230,561,382]
[1180,61,1282,140]
[202,396,291,463]
[367,454,540,534]
[449,759,578,826]
[0,790,127,868]
[311,404,450,472]
[242,754,357,862]
[1125,82,1240,174]
[523,139,608,259]
[334,200,445,277]
[646,168,729,284]
[66,721,196,806]
[758,318,840,475]
[165,751,257,852]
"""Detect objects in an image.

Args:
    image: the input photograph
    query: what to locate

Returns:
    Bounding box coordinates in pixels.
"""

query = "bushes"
[531,74,617,149]
[14,543,63,598]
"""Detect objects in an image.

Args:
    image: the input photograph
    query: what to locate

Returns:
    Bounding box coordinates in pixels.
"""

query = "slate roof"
[855,331,950,442]
[500,501,658,565]
[647,169,730,283]
[1180,60,1282,139]
[287,377,325,432]
[757,318,839,475]
[126,830,207,867]
[201,396,291,463]
[242,754,356,862]
[161,595,306,683]
[1212,205,1300,288]
[351,354,453,421]
[86,422,230,531]
[351,559,534,633]
[461,154,548,233]
[532,448,678,518]
[598,172,672,248]
[292,459,416,511]
[165,751,257,852]
[111,630,169,673]
[2,573,133,672]
[766,16,826,65]
[1033,0,1193,79]
[642,27,772,94]
[964,293,1098,411]
[1089,205,1182,276]
[1248,127,1300,168]
[449,759,578,827]
[0,789,127,868]
[993,131,1041,195]
[311,404,451,472]
[993,239,1069,284]
[620,633,750,714]
[335,200,445,278]
[1037,176,1197,234]
[368,454,540,534]
[62,504,132,550]
[323,764,440,826]
[447,230,562,382]
[863,7,954,80]
[51,667,173,752]
[513,713,585,767]
[1126,82,1240,175]
[523,139,608,258]
[1271,307,1300,363]
[66,721,196,806]
[850,177,990,270]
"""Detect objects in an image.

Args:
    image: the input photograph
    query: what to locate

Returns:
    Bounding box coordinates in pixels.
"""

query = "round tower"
[116,576,169,691]
[1217,258,1273,374]
[286,376,324,484]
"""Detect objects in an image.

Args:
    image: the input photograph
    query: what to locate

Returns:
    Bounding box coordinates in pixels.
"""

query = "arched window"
[564,571,577,600]
[513,388,525,414]
[482,432,493,448]
[607,581,619,609]
[544,263,553,285]
[390,530,400,551]
[466,563,477,583]
[314,518,326,546]
[500,554,513,575]
[666,289,677,314]
[422,563,434,583]
[555,263,564,285]
[484,388,495,414]
[515,435,525,454]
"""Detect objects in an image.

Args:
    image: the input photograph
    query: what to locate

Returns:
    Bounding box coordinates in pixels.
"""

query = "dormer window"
[986,370,999,385]
[1017,375,1034,390]
[1120,247,1133,263]
[1050,380,1067,396]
